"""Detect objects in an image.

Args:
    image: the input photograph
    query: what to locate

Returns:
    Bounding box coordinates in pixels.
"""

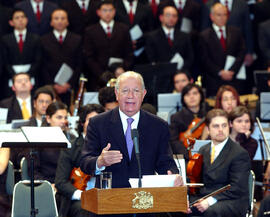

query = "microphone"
[131,129,142,187]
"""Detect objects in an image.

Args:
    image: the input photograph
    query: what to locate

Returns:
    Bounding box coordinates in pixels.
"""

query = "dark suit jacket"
[1,32,42,80]
[0,5,12,37]
[145,27,194,71]
[0,95,33,123]
[40,31,82,87]
[201,0,253,53]
[80,108,178,188]
[83,22,134,89]
[198,138,250,216]
[15,0,58,35]
[61,0,99,35]
[55,135,84,217]
[199,25,246,96]
[258,19,270,67]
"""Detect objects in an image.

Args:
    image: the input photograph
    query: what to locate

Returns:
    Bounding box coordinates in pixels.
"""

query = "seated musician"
[170,83,210,160]
[189,109,251,217]
[55,104,105,217]
[0,148,11,217]
[26,101,69,189]
[229,106,258,160]
[215,85,241,113]
[257,194,270,217]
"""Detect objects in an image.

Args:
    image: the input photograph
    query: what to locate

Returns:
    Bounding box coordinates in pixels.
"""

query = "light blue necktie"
[125,118,134,159]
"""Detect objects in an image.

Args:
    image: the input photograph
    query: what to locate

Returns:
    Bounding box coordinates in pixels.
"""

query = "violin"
[186,137,203,195]
[70,167,91,191]
[179,117,206,158]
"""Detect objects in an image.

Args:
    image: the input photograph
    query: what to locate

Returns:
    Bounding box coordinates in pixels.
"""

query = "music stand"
[157,93,181,123]
[1,127,69,217]
[134,63,177,106]
[254,70,270,94]
[260,92,270,121]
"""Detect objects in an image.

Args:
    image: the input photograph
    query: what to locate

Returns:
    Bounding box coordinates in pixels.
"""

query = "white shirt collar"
[210,137,229,162]
[119,108,140,134]
[122,0,138,14]
[162,26,174,40]
[173,0,186,9]
[212,23,226,39]
[148,0,160,4]
[220,0,232,11]
[100,20,114,32]
[53,29,68,41]
[76,0,90,10]
[14,29,27,42]
[30,0,44,13]
[36,118,42,127]
[17,96,32,116]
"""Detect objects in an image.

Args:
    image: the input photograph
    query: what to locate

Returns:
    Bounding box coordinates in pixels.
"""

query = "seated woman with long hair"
[170,83,210,160]
[27,101,69,188]
[229,106,258,160]
[215,85,241,113]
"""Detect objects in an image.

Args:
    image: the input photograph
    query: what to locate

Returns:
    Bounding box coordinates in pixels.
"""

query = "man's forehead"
[210,116,228,124]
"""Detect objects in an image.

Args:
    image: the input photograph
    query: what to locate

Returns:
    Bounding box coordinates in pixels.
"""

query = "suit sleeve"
[214,149,250,201]
[80,118,101,175]
[55,148,77,199]
[28,36,42,78]
[122,27,134,70]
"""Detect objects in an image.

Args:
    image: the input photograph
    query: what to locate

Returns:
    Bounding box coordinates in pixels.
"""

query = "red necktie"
[225,0,230,15]
[168,32,173,47]
[18,33,24,53]
[151,0,158,17]
[36,3,41,22]
[219,28,226,51]
[179,0,182,13]
[82,1,86,14]
[59,35,63,44]
[129,2,134,24]
[107,26,111,38]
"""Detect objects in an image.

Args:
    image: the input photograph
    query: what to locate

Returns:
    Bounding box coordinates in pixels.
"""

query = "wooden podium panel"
[81,187,187,214]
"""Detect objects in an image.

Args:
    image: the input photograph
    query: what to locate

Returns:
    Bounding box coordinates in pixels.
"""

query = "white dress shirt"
[162,26,175,40]
[122,0,138,14]
[100,20,114,34]
[76,0,90,10]
[30,0,44,13]
[53,29,68,42]
[212,23,226,39]
[14,29,27,43]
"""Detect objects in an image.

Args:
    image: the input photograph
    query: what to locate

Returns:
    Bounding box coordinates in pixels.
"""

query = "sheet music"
[129,175,178,188]
[54,63,73,85]
[180,17,192,33]
[170,53,184,70]
[21,126,71,148]
[108,57,123,66]
[0,108,8,123]
[129,24,143,41]
[12,64,31,73]
[224,55,246,80]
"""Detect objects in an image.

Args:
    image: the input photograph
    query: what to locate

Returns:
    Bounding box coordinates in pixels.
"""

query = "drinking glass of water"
[100,172,112,189]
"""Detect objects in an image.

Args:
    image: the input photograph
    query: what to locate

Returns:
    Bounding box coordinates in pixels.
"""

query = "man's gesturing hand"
[97,143,123,168]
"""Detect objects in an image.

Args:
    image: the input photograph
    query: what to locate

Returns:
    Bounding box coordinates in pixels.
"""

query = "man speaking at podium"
[81,71,183,216]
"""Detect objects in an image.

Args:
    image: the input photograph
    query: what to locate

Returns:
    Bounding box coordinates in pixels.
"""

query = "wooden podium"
[81,187,187,215]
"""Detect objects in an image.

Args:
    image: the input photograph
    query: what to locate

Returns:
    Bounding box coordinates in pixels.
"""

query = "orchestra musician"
[26,101,69,190]
[0,148,11,217]
[215,85,241,114]
[229,106,258,160]
[170,83,210,160]
[55,104,105,217]
[189,109,250,217]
